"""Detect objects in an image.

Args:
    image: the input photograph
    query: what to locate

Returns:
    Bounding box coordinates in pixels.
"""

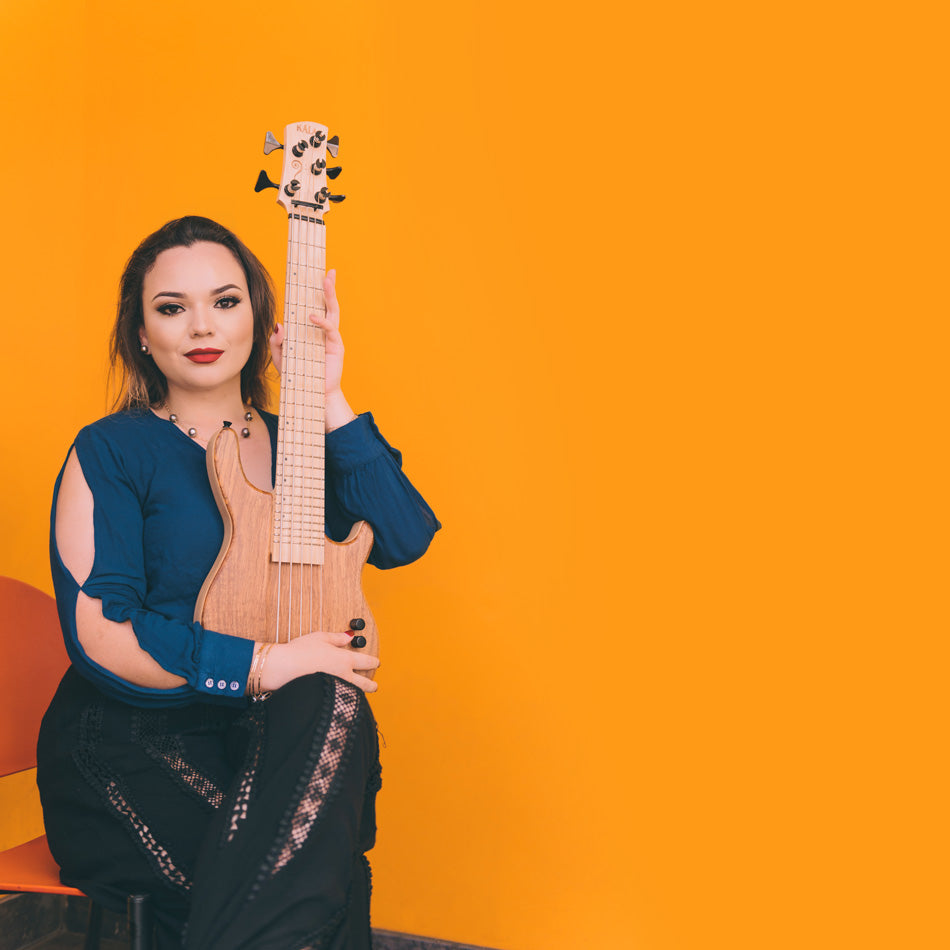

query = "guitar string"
[297,217,319,648]
[281,214,305,642]
[306,214,318,642]
[276,211,327,646]
[289,214,325,642]
[305,213,314,644]
[300,213,311,645]
[305,214,326,642]
[274,211,291,643]
[288,215,303,644]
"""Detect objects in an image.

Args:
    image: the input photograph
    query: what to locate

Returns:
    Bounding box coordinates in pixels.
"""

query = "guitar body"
[194,427,378,674]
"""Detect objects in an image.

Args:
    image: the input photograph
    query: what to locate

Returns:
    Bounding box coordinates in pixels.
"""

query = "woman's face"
[140,241,254,401]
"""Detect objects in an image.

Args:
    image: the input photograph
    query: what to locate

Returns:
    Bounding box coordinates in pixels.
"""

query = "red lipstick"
[185,348,224,363]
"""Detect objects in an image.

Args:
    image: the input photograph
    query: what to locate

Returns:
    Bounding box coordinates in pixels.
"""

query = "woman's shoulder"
[80,407,154,435]
[71,409,188,481]
[74,408,159,451]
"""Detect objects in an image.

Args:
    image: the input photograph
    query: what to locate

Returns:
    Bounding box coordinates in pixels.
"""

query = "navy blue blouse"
[49,409,440,708]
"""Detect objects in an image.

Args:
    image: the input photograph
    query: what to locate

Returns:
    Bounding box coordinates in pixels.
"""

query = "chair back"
[0,576,69,777]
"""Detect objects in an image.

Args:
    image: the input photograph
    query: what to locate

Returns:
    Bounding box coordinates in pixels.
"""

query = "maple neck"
[271,210,327,565]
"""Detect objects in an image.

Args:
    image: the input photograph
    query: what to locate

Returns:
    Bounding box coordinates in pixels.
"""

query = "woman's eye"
[156,303,183,315]
[216,295,241,309]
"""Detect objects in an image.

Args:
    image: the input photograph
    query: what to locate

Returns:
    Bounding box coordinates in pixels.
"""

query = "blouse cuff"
[325,412,392,474]
[194,630,256,698]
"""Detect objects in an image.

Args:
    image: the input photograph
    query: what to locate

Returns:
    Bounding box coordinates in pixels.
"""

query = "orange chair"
[0,575,151,949]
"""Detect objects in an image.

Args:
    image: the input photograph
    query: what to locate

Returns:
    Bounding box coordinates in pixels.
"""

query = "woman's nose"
[190,308,214,336]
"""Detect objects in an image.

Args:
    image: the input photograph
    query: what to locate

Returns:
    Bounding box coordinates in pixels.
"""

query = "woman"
[37,216,440,949]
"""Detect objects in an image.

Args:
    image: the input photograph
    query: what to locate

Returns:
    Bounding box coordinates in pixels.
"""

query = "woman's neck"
[154,383,255,444]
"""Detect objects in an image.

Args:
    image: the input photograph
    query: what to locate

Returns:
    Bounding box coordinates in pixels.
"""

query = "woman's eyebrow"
[150,284,241,302]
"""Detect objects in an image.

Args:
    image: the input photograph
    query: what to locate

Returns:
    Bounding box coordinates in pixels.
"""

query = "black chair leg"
[128,893,152,950]
[83,901,102,950]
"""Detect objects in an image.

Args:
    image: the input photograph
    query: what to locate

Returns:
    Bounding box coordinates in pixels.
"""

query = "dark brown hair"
[110,216,276,410]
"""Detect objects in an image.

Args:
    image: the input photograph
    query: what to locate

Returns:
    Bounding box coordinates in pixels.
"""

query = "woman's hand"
[269,269,357,431]
[259,630,380,694]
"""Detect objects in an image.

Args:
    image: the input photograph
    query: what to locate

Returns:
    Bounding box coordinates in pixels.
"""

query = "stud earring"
[141,343,150,354]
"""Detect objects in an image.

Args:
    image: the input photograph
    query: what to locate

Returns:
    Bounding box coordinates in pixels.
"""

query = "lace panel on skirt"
[73,702,192,894]
[132,709,225,810]
[251,677,362,891]
[223,700,266,845]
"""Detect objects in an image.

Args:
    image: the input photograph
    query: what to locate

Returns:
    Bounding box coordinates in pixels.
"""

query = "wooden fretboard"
[272,211,327,564]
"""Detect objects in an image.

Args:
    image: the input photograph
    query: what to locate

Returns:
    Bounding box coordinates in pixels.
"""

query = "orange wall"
[0,2,943,949]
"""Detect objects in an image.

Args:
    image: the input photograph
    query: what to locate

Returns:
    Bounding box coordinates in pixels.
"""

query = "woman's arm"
[325,415,441,568]
[51,426,255,707]
[268,269,441,567]
[56,450,188,690]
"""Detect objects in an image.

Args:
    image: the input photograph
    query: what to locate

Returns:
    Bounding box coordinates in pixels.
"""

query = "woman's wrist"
[325,390,357,432]
[247,641,278,696]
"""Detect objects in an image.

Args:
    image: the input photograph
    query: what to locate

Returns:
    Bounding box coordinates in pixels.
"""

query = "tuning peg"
[327,135,340,158]
[328,193,346,203]
[326,166,342,180]
[263,131,283,154]
[254,170,279,192]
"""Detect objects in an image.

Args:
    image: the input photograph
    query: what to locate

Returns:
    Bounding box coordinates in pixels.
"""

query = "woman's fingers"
[350,651,380,671]
[308,270,341,338]
[331,647,380,694]
[269,322,284,373]
[308,311,342,347]
[323,269,339,326]
[267,631,379,693]
[308,630,380,680]
[349,671,379,693]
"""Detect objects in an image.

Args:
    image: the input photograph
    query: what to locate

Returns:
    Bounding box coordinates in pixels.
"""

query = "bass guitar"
[193,120,377,675]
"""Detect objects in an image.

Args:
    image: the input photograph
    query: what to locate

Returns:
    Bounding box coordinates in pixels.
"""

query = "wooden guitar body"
[194,427,378,674]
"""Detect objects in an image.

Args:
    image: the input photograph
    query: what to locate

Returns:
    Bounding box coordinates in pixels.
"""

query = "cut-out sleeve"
[324,413,441,569]
[50,421,254,708]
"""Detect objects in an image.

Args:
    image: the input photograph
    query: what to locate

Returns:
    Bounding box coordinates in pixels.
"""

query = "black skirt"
[37,667,381,950]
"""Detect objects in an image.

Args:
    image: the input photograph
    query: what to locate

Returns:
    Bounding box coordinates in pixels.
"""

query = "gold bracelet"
[255,643,274,696]
[248,642,268,697]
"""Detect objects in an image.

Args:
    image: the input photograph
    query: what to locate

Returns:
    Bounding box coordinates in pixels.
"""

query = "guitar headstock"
[254,121,344,218]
